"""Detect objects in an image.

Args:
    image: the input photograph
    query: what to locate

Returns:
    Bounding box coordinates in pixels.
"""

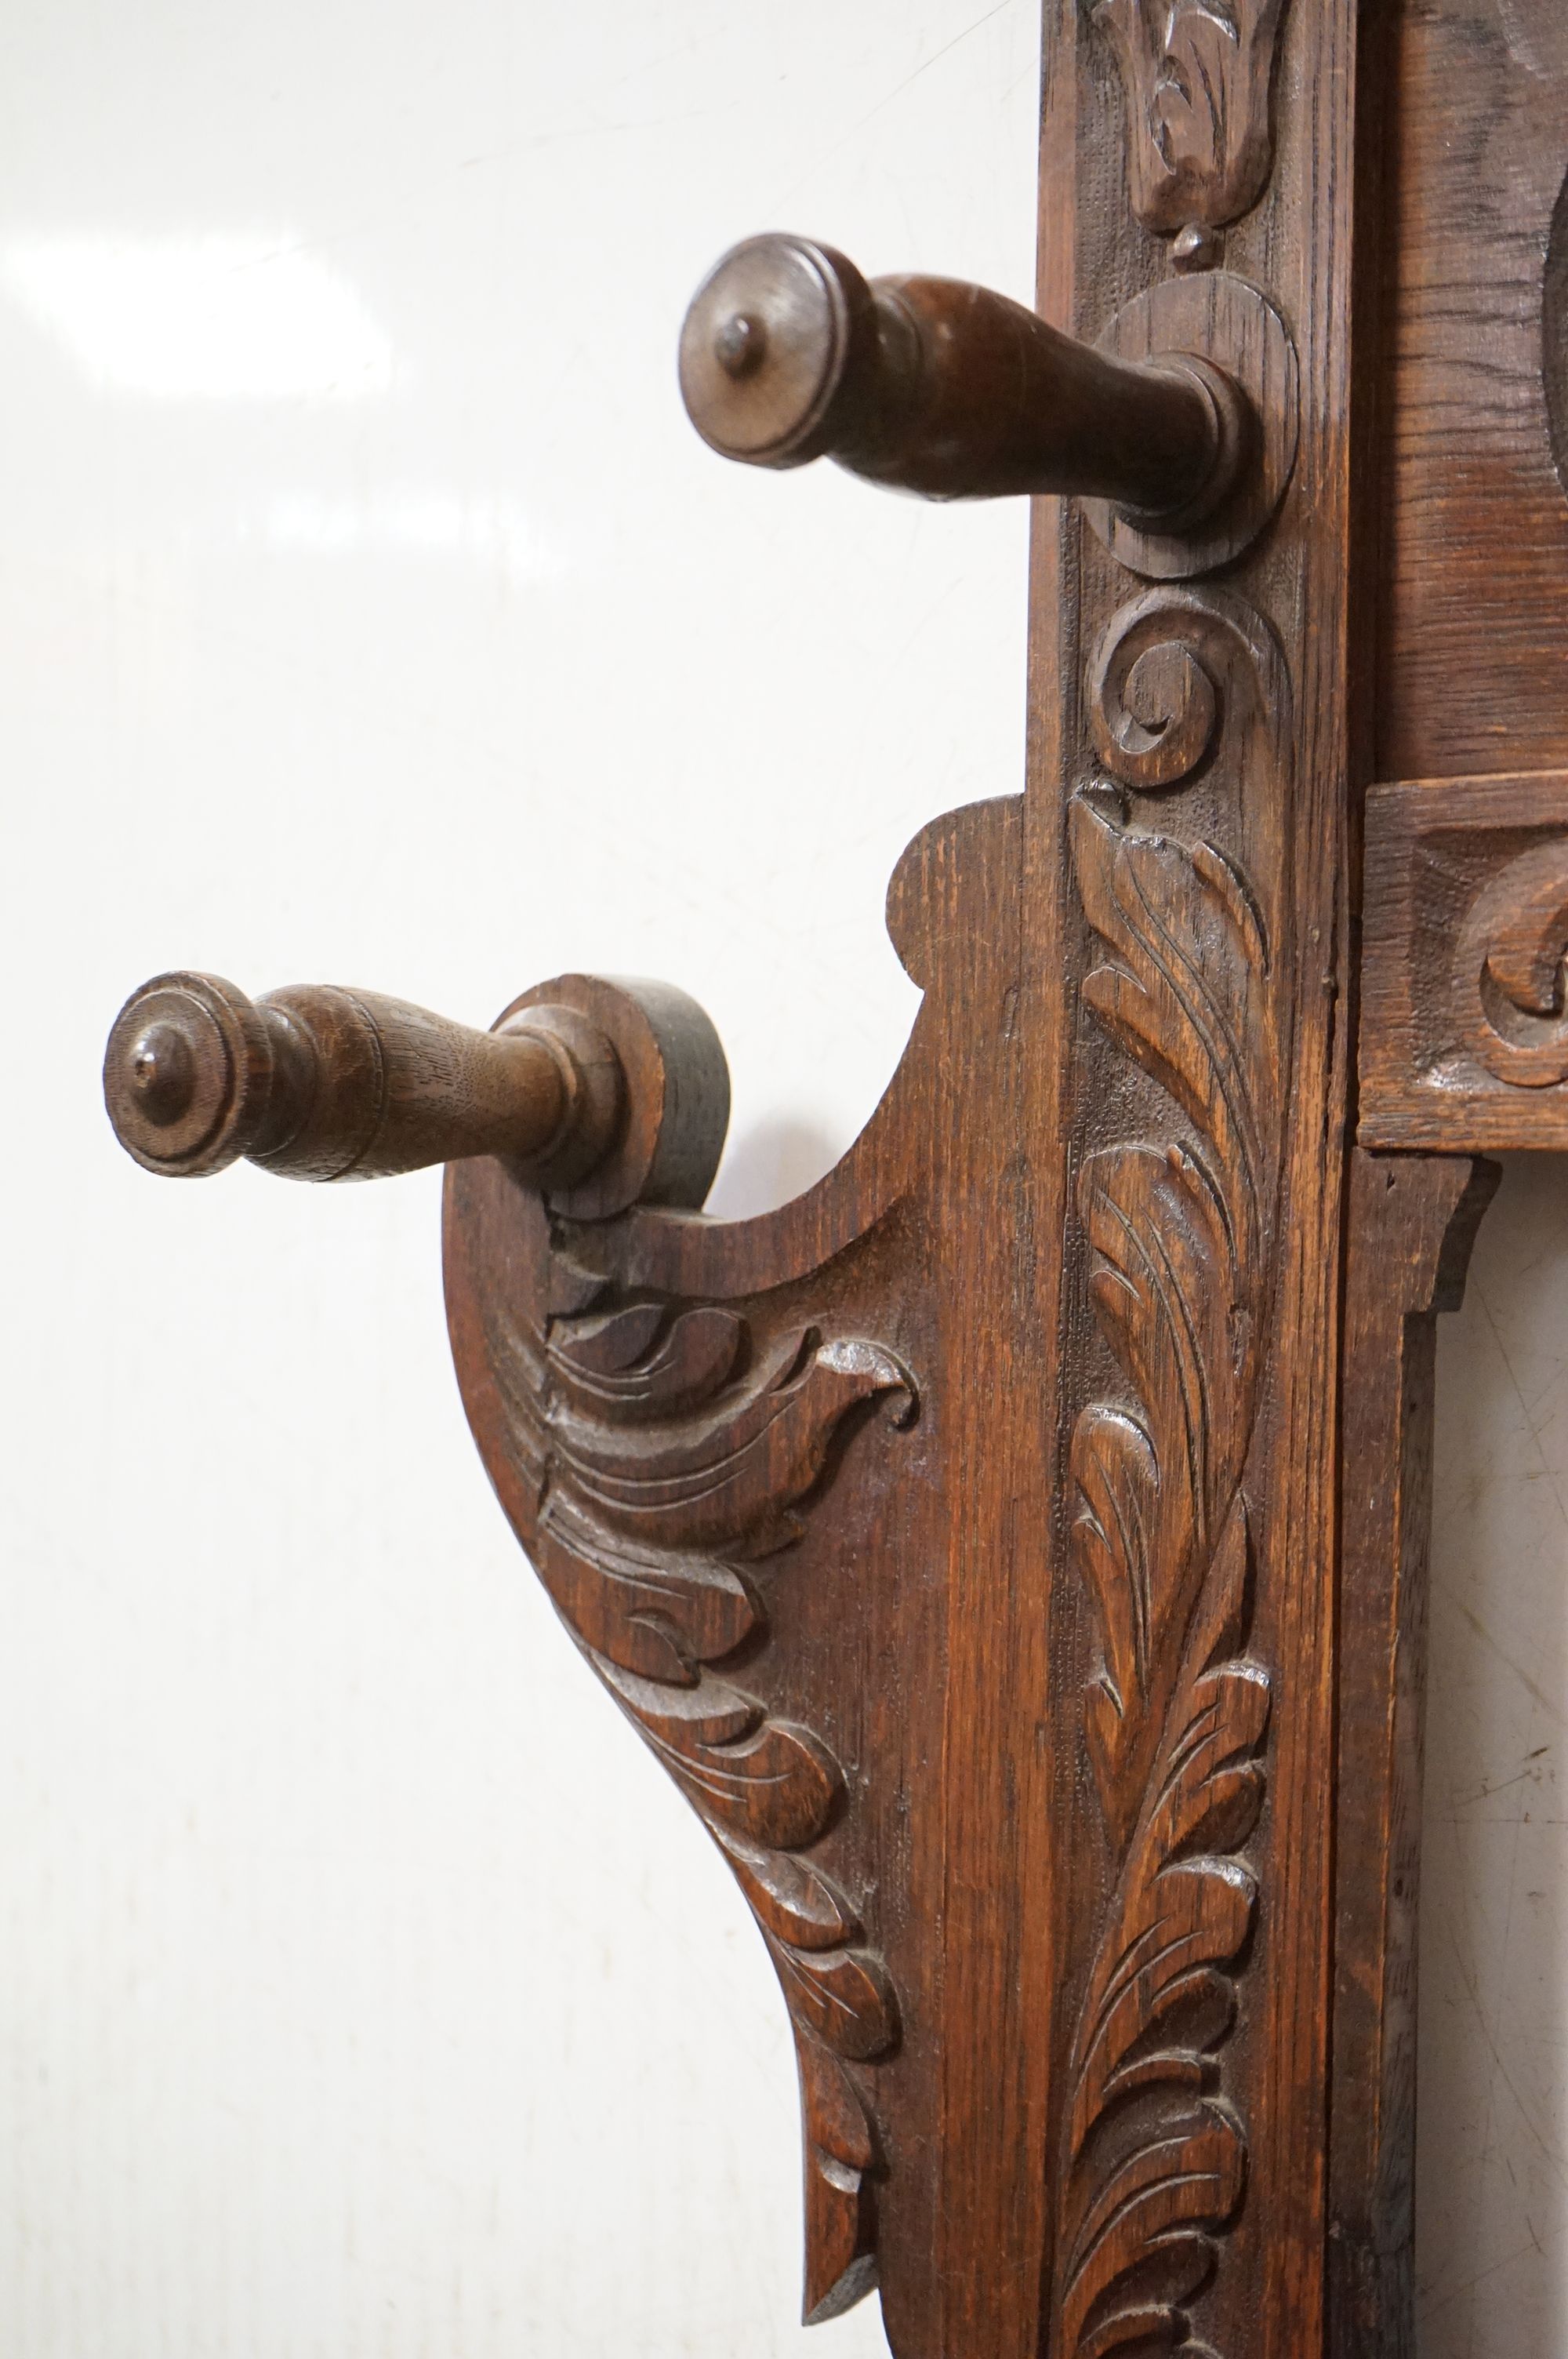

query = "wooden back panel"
[1378,0,1568,783]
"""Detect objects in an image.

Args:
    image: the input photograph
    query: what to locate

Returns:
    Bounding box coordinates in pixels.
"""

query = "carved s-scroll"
[1091,0,1291,238]
[482,1272,914,2324]
[1055,591,1291,2358]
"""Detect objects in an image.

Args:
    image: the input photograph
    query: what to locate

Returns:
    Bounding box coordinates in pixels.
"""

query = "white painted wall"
[0,6,1560,2354]
[1420,1158,1568,2356]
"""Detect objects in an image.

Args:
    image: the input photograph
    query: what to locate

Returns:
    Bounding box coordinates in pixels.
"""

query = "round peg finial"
[126,1020,198,1125]
[103,972,274,1177]
[713,310,767,378]
[678,233,877,468]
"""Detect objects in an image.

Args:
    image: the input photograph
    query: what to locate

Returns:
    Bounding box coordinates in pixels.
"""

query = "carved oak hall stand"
[100,5,1568,2354]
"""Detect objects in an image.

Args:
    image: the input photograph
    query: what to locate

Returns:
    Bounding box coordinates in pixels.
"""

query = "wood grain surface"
[1377,0,1568,782]
[1329,1150,1499,2359]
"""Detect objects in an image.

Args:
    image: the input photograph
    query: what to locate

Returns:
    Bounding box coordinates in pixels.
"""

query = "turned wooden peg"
[678,232,1250,515]
[103,971,622,1184]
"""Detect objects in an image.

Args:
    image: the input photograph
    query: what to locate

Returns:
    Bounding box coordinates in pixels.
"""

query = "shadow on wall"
[706,1118,845,1224]
[1418,1154,1568,2358]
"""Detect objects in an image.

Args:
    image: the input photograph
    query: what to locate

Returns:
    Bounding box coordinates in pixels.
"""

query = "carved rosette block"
[1360,770,1568,1150]
[1054,588,1292,2358]
[1091,0,1292,239]
[444,1172,916,2324]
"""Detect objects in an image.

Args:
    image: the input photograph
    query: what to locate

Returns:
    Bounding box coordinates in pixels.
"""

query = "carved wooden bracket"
[101,2,1568,2353]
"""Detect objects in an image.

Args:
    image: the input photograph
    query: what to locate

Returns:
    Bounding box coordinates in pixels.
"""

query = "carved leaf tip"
[799,2036,881,2324]
[814,1336,919,1429]
[1091,0,1290,237]
[771,1937,899,2063]
[717,1829,862,1950]
[1062,2100,1247,2359]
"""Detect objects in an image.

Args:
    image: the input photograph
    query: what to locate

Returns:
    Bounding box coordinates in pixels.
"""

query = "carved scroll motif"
[481,1258,914,2324]
[1454,836,1568,1089]
[1091,0,1291,237]
[1055,591,1292,2358]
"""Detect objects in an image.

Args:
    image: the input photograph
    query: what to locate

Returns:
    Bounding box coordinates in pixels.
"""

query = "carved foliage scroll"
[1091,0,1291,237]
[480,1252,914,2323]
[1056,591,1291,2358]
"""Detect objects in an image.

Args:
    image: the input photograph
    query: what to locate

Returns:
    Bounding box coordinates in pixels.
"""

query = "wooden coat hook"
[678,230,1297,577]
[104,970,729,1212]
[105,3,1568,2353]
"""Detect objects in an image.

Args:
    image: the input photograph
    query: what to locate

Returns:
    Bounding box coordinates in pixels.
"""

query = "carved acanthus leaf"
[1069,791,1277,1848]
[1091,0,1290,236]
[1058,592,1290,2358]
[480,1267,914,2319]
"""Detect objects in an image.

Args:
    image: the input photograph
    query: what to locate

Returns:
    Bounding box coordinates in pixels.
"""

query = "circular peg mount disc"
[103,971,274,1176]
[495,974,730,1221]
[1082,271,1300,580]
[677,233,876,469]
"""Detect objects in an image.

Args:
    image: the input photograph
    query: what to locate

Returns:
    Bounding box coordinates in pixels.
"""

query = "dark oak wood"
[1377,0,1568,782]
[1328,1150,1498,2359]
[679,233,1251,515]
[99,0,1568,2350]
[448,1,1359,2347]
[1091,0,1289,242]
[1359,770,1568,1150]
[103,969,727,1194]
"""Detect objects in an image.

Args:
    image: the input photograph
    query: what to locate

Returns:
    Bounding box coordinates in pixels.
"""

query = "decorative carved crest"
[474,1241,915,2322]
[1054,591,1291,2357]
[1091,0,1291,236]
